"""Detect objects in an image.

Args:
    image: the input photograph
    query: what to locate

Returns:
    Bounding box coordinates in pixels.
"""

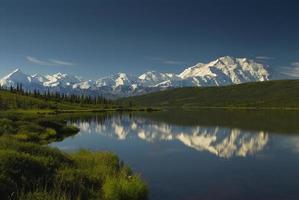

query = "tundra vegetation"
[0,88,148,200]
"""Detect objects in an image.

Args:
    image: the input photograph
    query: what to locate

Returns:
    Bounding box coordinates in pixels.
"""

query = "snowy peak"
[138,71,172,81]
[0,68,31,87]
[179,56,269,86]
[31,73,49,84]
[138,71,179,87]
[216,56,236,65]
[96,73,137,88]
[11,68,22,74]
[0,56,271,97]
[73,80,95,90]
[3,68,27,80]
[0,69,83,90]
[44,73,82,87]
[114,73,135,87]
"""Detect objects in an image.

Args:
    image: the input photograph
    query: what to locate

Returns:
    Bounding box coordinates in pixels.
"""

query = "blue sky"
[0,0,299,79]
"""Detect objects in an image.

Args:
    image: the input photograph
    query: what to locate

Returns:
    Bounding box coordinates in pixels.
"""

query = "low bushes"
[0,116,79,144]
[0,138,148,200]
[0,119,16,135]
[0,113,148,200]
[103,175,148,200]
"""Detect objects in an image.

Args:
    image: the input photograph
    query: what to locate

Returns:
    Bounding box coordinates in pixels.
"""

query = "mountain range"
[0,56,271,98]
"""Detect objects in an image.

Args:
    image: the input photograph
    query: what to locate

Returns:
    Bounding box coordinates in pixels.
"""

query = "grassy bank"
[0,137,147,200]
[0,113,148,200]
[0,89,149,200]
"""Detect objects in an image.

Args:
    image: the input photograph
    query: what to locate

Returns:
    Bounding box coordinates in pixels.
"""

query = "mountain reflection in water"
[71,116,269,158]
[50,112,299,200]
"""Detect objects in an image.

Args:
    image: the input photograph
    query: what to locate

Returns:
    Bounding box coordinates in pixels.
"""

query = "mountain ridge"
[0,56,272,98]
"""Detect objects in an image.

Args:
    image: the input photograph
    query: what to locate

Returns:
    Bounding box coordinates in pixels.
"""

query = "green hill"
[0,89,114,112]
[122,80,299,109]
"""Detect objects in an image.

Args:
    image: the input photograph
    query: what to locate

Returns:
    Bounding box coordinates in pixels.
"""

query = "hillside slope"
[0,90,113,111]
[122,80,299,109]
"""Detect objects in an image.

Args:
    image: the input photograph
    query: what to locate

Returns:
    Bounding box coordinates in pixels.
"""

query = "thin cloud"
[280,62,299,78]
[256,56,274,60]
[26,56,54,66]
[49,59,75,66]
[26,56,75,66]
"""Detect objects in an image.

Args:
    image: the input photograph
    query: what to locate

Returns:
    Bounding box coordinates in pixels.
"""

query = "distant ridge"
[0,56,271,98]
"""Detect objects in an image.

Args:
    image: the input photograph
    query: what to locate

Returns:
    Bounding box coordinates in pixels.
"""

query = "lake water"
[50,110,299,200]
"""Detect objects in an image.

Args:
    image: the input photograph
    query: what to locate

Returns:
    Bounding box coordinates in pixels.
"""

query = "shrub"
[37,119,65,131]
[14,133,30,141]
[55,168,101,200]
[59,125,79,136]
[0,119,16,135]
[0,150,51,194]
[71,151,120,180]
[39,128,57,140]
[17,123,44,135]
[19,190,69,200]
[0,137,73,171]
[0,134,148,200]
[103,176,148,200]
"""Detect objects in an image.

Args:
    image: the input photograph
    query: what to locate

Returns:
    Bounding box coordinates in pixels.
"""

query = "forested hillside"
[0,85,113,111]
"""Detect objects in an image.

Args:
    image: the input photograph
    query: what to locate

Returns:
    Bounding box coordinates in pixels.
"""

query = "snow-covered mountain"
[0,56,271,98]
[44,73,82,88]
[0,69,45,90]
[138,71,180,87]
[179,56,269,86]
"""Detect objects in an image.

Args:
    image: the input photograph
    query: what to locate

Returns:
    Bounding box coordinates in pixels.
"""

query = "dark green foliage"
[0,138,148,200]
[102,175,148,200]
[0,137,73,200]
[0,119,16,135]
[0,112,148,200]
[18,191,68,200]
[0,87,113,111]
[122,80,299,109]
[0,150,52,193]
[55,168,100,199]
[36,119,78,138]
[0,137,73,168]
[0,115,79,143]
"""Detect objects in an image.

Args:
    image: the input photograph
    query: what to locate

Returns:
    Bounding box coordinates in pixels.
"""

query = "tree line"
[0,83,114,110]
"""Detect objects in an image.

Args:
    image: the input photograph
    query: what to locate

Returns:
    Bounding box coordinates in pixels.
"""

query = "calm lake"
[50,110,299,200]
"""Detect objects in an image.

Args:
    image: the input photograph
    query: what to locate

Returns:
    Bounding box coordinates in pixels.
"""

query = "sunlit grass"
[0,138,148,200]
[0,111,148,200]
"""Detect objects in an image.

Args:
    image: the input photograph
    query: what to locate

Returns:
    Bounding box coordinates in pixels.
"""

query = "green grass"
[0,137,148,200]
[122,80,299,109]
[0,90,157,113]
[0,115,79,144]
[0,90,88,111]
[0,90,149,200]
